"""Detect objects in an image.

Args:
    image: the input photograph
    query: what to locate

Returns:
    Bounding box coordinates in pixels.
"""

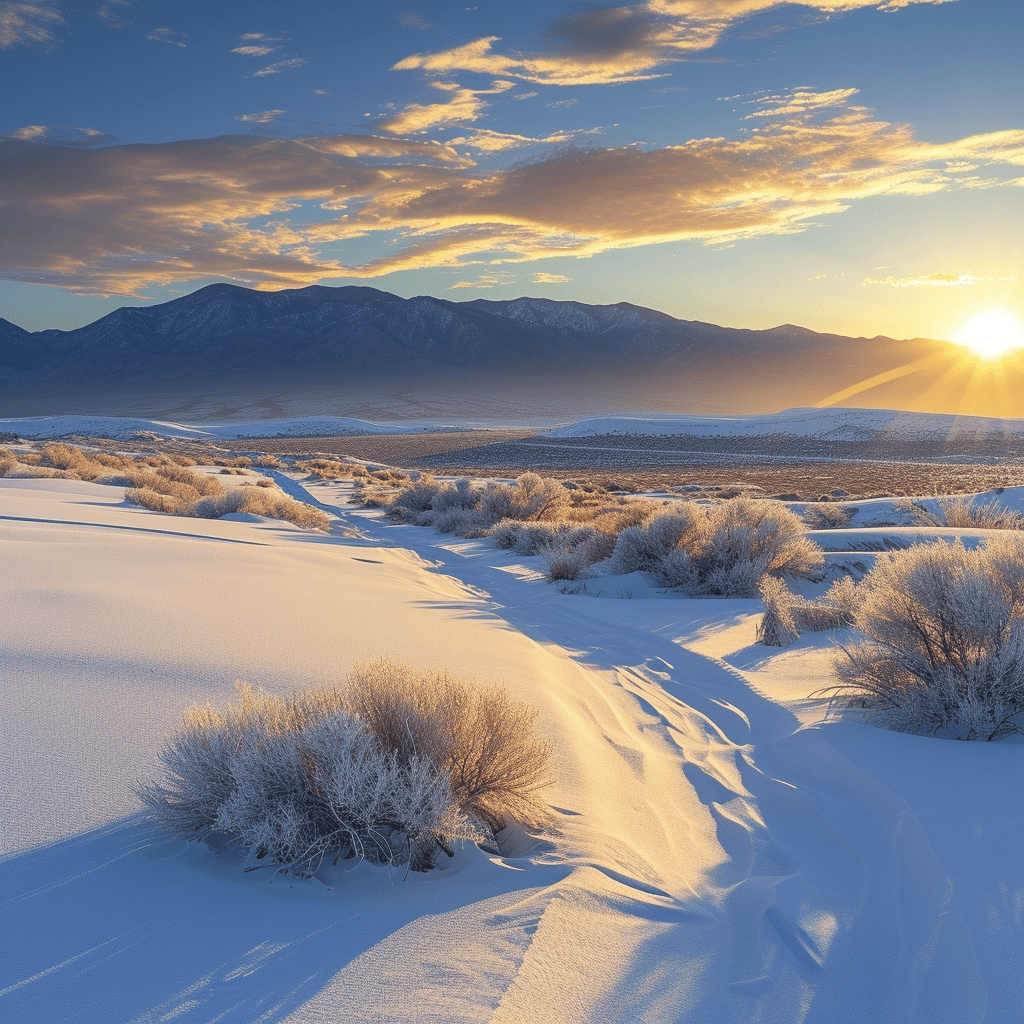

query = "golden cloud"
[2,98,1020,296]
[864,272,1018,287]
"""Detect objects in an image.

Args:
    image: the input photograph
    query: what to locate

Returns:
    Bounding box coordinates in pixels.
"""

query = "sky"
[0,0,1021,342]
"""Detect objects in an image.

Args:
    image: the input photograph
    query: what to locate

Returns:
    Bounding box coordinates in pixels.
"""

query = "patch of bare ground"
[423,462,1024,500]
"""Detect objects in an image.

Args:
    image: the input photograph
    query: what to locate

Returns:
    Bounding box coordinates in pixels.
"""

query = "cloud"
[742,87,861,118]
[532,272,572,283]
[379,80,514,135]
[96,1,134,29]
[3,97,1020,297]
[236,110,287,124]
[447,126,602,152]
[233,45,277,56]
[0,0,62,49]
[450,273,508,289]
[249,57,306,77]
[0,133,471,295]
[391,1,957,86]
[396,11,433,30]
[146,27,186,48]
[864,272,1017,287]
[3,124,119,147]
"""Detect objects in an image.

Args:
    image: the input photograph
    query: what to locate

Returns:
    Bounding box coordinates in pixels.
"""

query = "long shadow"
[0,514,269,546]
[0,815,556,1024]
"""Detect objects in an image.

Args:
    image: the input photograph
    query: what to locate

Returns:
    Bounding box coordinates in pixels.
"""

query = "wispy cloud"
[0,0,63,49]
[96,1,134,29]
[146,27,186,48]
[864,272,1017,287]
[233,45,277,56]
[379,80,514,134]
[3,124,118,147]
[450,273,510,289]
[396,11,433,30]
[236,110,287,124]
[447,125,602,152]
[532,272,572,283]
[741,87,862,118]
[3,95,1019,296]
[249,57,306,78]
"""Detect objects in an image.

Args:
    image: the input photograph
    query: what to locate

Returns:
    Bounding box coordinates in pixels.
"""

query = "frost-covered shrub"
[139,681,476,874]
[139,662,553,875]
[384,476,445,521]
[825,536,1024,739]
[344,659,552,835]
[610,498,822,597]
[803,503,853,530]
[606,506,705,575]
[479,473,571,524]
[757,575,861,646]
[911,495,1023,530]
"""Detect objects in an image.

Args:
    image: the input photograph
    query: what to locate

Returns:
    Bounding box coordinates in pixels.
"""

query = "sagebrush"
[823,536,1024,740]
[139,659,552,875]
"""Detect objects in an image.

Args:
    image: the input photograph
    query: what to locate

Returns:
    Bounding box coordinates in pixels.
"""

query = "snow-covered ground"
[1,455,1022,1023]
[6,405,1024,442]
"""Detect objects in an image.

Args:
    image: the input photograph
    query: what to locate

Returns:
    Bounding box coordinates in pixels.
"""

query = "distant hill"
[3,283,1016,419]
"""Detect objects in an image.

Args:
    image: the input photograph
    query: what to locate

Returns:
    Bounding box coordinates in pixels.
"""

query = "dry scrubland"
[3,431,1023,1024]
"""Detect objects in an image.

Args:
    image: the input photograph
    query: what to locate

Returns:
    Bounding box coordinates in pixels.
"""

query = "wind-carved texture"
[821,537,1024,740]
[138,660,553,875]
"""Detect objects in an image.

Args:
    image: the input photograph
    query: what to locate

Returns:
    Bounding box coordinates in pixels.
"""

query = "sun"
[956,311,1024,358]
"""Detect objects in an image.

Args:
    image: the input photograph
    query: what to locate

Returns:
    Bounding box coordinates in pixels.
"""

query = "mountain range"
[1,283,924,380]
[2,284,1017,420]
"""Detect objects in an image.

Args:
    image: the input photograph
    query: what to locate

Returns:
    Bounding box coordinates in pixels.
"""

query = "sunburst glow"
[956,312,1024,358]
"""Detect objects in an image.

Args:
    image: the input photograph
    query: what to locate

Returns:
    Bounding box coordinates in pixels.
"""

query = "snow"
[2,449,1022,1023]
[7,405,1024,443]
[541,407,1024,439]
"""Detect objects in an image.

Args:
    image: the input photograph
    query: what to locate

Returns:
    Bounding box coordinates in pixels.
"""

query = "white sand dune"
[1,473,1020,1023]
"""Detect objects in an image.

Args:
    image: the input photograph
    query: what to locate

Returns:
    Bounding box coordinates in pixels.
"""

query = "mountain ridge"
[1,282,934,384]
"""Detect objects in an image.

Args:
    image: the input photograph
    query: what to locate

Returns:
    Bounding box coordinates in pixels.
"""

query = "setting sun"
[956,312,1024,358]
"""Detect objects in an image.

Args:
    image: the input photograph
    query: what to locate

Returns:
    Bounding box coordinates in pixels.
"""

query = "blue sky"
[1,0,1021,341]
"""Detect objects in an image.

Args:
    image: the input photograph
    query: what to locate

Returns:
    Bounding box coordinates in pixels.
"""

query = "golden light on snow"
[955,312,1024,358]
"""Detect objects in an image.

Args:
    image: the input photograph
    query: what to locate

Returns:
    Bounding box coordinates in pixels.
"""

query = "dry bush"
[610,498,823,597]
[802,503,853,530]
[344,659,552,835]
[138,680,474,875]
[191,487,331,530]
[911,495,1023,530]
[0,447,18,475]
[479,472,571,523]
[140,660,552,875]
[214,456,253,468]
[295,458,359,479]
[254,454,288,469]
[823,536,1024,740]
[126,488,188,514]
[536,527,610,582]
[757,576,861,646]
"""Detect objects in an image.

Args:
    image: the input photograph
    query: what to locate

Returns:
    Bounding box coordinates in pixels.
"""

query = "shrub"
[479,473,571,523]
[824,536,1024,740]
[344,659,552,835]
[609,498,822,597]
[757,575,860,646]
[802,503,853,530]
[139,660,552,874]
[911,495,1023,530]
[254,454,288,469]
